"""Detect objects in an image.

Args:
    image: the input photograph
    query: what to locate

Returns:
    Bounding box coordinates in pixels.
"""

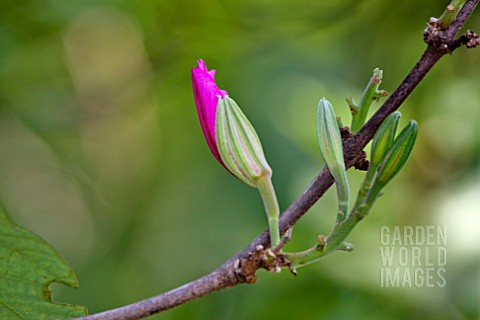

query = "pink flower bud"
[192,59,280,246]
[192,59,228,166]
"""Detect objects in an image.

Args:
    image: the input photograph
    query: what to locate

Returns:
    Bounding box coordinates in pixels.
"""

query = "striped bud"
[371,112,401,170]
[375,120,418,187]
[216,96,272,187]
[317,98,345,175]
[316,98,350,220]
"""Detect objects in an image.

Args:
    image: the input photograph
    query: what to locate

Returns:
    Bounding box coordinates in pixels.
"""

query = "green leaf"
[0,206,87,319]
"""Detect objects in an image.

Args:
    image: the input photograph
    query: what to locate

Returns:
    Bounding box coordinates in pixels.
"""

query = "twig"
[75,1,479,319]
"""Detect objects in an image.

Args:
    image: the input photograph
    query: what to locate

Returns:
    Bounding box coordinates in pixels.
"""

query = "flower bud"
[316,98,350,220]
[317,98,345,175]
[375,120,418,187]
[371,111,401,169]
[216,96,272,187]
[192,59,280,246]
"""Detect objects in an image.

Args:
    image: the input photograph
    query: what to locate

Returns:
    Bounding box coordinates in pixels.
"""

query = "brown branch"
[75,1,479,319]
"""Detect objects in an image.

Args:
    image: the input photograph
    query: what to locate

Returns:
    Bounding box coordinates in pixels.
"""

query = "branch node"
[234,256,258,284]
[233,244,295,284]
[340,127,370,171]
[424,16,479,52]
[424,18,452,53]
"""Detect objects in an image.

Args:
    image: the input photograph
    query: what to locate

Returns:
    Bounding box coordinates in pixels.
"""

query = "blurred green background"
[1,0,479,319]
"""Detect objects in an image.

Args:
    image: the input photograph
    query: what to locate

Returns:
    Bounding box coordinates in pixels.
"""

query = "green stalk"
[351,68,384,133]
[286,214,358,269]
[351,164,376,215]
[257,175,281,247]
[287,119,418,269]
[353,111,400,214]
[335,170,349,222]
[286,178,383,269]
[438,0,467,28]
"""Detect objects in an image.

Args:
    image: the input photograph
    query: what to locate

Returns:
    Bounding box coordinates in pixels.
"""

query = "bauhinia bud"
[216,96,272,187]
[375,120,418,187]
[316,98,350,221]
[371,111,401,170]
[192,59,280,247]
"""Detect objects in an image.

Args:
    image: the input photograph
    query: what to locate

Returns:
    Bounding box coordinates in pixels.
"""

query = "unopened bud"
[317,98,350,221]
[375,120,418,187]
[216,96,272,187]
[371,112,401,169]
[317,98,346,178]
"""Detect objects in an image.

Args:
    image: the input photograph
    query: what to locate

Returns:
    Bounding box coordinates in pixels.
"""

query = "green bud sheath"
[371,111,401,170]
[375,120,418,187]
[317,98,350,221]
[216,96,271,187]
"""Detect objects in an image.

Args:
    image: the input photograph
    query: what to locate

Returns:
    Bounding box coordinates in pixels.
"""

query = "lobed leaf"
[0,206,87,319]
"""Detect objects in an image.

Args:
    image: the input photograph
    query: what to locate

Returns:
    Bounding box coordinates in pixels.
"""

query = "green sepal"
[216,96,272,187]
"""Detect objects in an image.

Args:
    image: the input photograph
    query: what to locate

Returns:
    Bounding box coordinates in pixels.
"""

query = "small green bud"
[375,120,418,187]
[216,96,272,187]
[371,112,401,170]
[317,98,346,177]
[317,98,350,221]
